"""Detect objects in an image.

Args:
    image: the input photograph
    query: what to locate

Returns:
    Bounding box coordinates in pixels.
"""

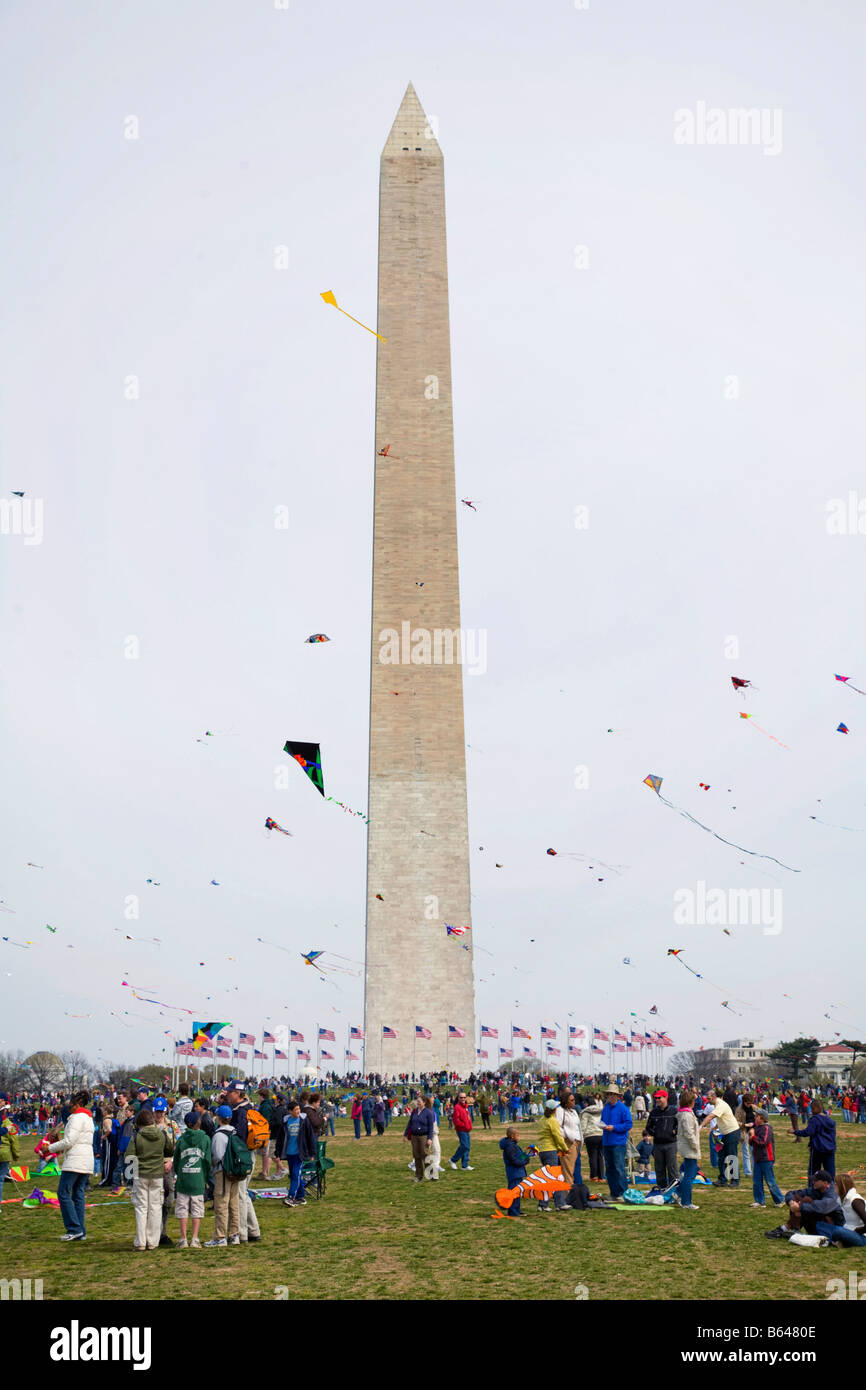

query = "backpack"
[244,1108,270,1151]
[221,1132,253,1179]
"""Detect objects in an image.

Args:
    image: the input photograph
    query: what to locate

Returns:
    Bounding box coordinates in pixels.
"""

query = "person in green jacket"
[129,1108,175,1251]
[0,1094,21,1212]
[172,1112,211,1248]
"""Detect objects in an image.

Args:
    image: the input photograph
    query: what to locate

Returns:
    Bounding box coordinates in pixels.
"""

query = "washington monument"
[364,84,476,1077]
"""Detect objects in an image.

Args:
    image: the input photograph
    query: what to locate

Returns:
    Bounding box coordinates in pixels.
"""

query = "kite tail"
[659,796,800,873]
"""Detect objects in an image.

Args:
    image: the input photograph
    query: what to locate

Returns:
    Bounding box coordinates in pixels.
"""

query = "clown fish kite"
[644,774,799,872]
[492,1164,572,1218]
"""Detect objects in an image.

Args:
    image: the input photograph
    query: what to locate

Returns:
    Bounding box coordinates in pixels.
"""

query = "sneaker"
[449,1161,458,1169]
[555,1206,575,1214]
[537,1206,551,1213]
[764,1227,790,1239]
[204,1237,227,1247]
[228,1235,241,1245]
[464,1166,474,1172]
[684,1204,700,1211]
[282,1197,295,1207]
[175,1237,189,1248]
[60,1232,85,1242]
[190,1237,202,1247]
[772,1200,785,1207]
[295,1199,307,1206]
[750,1202,766,1209]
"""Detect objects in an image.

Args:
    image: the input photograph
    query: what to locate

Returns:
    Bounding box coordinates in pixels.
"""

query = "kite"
[326,796,369,822]
[265,817,292,836]
[495,862,503,868]
[649,1005,659,1015]
[145,878,160,885]
[837,723,850,734]
[210,879,220,886]
[305,634,330,644]
[301,950,362,976]
[698,783,710,791]
[11,491,25,498]
[45,925,56,934]
[668,949,702,979]
[731,677,756,692]
[377,445,400,458]
[9,1167,30,1183]
[492,1164,572,1218]
[284,740,325,796]
[375,893,384,901]
[644,774,800,871]
[192,1021,230,1050]
[114,929,161,945]
[738,713,790,749]
[415,581,424,587]
[460,498,477,511]
[2,937,30,948]
[64,1012,93,1018]
[546,848,557,855]
[835,674,866,695]
[721,1001,741,1016]
[445,924,470,936]
[25,862,43,868]
[320,289,386,341]
[122,984,193,1014]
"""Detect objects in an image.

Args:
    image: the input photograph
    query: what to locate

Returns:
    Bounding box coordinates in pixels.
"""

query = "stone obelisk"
[364,84,476,1079]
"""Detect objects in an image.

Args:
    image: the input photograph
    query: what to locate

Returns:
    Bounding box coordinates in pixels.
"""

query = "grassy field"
[3,1117,864,1301]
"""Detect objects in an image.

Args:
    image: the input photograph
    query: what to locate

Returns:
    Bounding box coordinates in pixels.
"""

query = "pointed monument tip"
[383,82,441,158]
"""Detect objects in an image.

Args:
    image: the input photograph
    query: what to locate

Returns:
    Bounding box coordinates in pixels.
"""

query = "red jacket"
[452,1103,472,1132]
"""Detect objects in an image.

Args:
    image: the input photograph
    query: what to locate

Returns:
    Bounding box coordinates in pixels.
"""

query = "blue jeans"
[0,1160,9,1208]
[57,1170,88,1236]
[505,1164,526,1214]
[810,1148,835,1178]
[717,1130,740,1185]
[678,1156,698,1206]
[451,1131,471,1168]
[740,1137,752,1177]
[353,1117,361,1138]
[603,1145,627,1199]
[363,1114,372,1136]
[327,1116,335,1136]
[287,1153,304,1201]
[752,1160,783,1205]
[815,1221,866,1246]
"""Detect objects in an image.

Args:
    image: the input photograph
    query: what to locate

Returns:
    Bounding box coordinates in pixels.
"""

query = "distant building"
[722,1039,769,1072]
[814,1043,855,1083]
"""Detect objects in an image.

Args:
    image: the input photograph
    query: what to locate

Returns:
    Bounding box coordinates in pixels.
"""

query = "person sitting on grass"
[499,1126,532,1217]
[815,1174,866,1248]
[765,1170,843,1240]
[172,1111,211,1249]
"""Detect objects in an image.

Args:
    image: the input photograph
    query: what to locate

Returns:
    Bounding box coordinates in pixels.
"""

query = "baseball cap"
[216,1105,232,1120]
[544,1098,559,1111]
[184,1112,200,1126]
[653,1088,668,1099]
[152,1097,168,1112]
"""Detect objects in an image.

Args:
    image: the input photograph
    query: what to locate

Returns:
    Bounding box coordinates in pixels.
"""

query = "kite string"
[659,795,800,873]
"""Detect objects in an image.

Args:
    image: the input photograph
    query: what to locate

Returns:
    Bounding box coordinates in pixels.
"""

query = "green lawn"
[3,1119,864,1301]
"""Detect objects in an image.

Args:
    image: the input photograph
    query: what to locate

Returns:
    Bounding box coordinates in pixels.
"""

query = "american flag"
[239,1032,255,1046]
[660,1034,674,1046]
[445,923,469,935]
[275,1050,287,1060]
[591,1044,605,1054]
[449,1025,466,1038]
[382,1026,397,1038]
[547,1046,561,1057]
[499,1047,513,1058]
[569,1024,587,1040]
[644,1031,653,1043]
[523,1046,536,1058]
[254,1049,265,1059]
[263,1031,276,1044]
[217,1047,230,1058]
[614,1029,627,1041]
[350,1026,364,1039]
[593,1027,609,1041]
[477,1049,488,1059]
[512,1024,531,1039]
[613,1044,625,1052]
[291,1029,305,1043]
[415,1025,431,1039]
[321,1051,334,1060]
[345,1050,358,1060]
[541,1026,556,1040]
[481,1024,498,1038]
[318,1027,335,1041]
[297,1050,310,1060]
[234,1049,248,1060]
[568,1046,580,1056]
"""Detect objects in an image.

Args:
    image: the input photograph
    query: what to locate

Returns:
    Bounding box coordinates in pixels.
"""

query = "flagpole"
[413,1027,417,1080]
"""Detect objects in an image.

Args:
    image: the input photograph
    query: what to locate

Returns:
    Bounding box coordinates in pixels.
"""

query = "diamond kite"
[320,289,386,341]
[284,740,324,796]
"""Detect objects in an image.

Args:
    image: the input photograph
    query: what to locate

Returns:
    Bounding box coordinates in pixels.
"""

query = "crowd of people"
[1,1068,863,1252]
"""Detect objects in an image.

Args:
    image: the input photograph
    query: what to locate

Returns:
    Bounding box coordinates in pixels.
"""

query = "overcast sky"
[2,0,865,1075]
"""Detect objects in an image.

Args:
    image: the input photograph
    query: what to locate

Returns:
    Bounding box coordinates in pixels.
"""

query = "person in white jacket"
[47,1089,95,1242]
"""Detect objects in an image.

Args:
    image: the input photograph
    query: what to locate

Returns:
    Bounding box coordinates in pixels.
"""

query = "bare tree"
[670,1051,696,1075]
[60,1050,91,1092]
[0,1050,27,1092]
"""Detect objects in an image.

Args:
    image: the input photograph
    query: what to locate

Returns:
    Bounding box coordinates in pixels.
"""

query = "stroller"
[300,1139,336,1201]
